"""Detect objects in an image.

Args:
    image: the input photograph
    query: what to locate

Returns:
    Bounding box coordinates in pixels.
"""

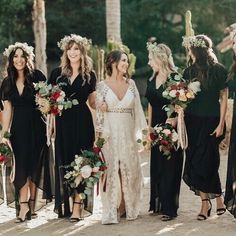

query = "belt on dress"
[107,108,133,114]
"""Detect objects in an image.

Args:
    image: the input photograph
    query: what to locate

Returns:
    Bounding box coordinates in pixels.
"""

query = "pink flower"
[80,165,92,178]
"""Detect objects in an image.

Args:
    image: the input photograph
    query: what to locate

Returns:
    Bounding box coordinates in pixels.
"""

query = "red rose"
[150,133,157,141]
[160,140,169,146]
[51,107,60,115]
[100,166,107,171]
[93,147,101,154]
[51,92,61,101]
[176,92,180,97]
[0,155,6,162]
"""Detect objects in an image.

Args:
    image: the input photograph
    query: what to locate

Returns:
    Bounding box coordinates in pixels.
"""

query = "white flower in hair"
[182,36,207,48]
[3,42,35,59]
[57,34,92,51]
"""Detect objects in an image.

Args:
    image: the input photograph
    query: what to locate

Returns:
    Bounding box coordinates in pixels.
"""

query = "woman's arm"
[211,87,228,137]
[1,100,13,142]
[147,103,152,131]
[88,91,96,109]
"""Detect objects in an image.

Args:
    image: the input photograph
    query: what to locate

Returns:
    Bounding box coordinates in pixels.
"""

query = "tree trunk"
[32,0,47,75]
[106,0,121,42]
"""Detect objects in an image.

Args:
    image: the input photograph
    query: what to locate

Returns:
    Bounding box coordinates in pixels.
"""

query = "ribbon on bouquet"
[176,107,188,150]
[46,114,56,146]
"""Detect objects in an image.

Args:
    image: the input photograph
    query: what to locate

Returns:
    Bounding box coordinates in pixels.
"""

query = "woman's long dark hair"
[188,35,217,88]
[4,47,34,94]
[105,50,130,79]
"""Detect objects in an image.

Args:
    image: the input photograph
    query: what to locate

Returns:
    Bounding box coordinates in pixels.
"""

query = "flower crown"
[3,42,35,59]
[57,34,91,51]
[182,36,207,48]
[147,42,163,55]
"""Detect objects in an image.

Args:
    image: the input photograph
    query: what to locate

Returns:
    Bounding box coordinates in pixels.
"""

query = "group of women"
[0,32,236,225]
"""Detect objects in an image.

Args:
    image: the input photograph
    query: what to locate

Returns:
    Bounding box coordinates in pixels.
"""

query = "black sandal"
[15,202,31,223]
[161,215,174,221]
[69,202,84,223]
[29,199,38,218]
[216,195,226,216]
[197,199,212,221]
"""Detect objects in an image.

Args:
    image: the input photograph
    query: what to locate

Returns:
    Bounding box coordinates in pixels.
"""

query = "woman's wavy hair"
[60,41,93,85]
[4,47,34,94]
[149,43,176,73]
[188,34,218,88]
[105,50,130,80]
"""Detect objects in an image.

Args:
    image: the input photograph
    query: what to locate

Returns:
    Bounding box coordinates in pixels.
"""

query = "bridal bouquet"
[162,74,201,117]
[34,81,79,116]
[137,123,178,159]
[63,137,107,199]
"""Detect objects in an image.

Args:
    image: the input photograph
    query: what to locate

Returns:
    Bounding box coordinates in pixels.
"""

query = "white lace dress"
[96,79,147,224]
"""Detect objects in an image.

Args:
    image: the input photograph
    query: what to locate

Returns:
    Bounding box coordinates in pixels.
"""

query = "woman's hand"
[1,137,11,147]
[99,101,108,112]
[210,123,224,138]
[165,117,177,128]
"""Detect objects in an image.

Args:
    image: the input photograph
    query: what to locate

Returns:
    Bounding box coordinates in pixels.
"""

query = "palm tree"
[32,0,47,75]
[106,0,121,42]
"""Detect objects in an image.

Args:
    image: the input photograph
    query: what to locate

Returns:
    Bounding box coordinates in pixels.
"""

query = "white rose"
[75,156,83,165]
[80,165,92,179]
[162,129,171,135]
[169,90,177,98]
[92,167,100,173]
[172,132,178,142]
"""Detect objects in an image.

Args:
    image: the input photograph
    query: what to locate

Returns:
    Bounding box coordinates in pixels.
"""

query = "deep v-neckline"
[103,81,130,102]
[16,84,25,96]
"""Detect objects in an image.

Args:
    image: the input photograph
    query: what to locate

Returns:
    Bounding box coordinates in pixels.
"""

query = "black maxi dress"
[49,68,96,218]
[145,73,183,218]
[183,64,227,198]
[224,74,236,217]
[0,70,51,208]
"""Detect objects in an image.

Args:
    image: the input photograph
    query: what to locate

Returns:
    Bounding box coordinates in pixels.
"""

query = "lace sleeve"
[131,80,147,139]
[95,82,109,134]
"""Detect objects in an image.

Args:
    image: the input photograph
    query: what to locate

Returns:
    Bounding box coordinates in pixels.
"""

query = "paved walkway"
[0,150,236,236]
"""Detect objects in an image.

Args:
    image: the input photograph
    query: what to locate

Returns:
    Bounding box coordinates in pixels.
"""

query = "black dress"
[145,73,183,218]
[183,63,227,198]
[49,68,96,217]
[224,74,236,217]
[0,70,51,206]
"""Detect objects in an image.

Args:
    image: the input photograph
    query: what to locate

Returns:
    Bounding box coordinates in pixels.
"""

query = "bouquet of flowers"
[137,123,178,159]
[162,74,201,117]
[63,137,107,199]
[0,132,13,167]
[34,81,79,116]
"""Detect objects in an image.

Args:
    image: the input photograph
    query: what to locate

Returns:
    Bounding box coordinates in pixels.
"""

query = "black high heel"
[69,201,84,223]
[216,194,226,216]
[197,199,212,221]
[15,202,31,223]
[29,199,38,218]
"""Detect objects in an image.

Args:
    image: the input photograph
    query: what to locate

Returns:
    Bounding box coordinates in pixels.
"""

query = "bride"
[96,50,147,224]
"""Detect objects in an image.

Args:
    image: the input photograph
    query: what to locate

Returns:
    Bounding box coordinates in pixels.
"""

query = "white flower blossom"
[80,165,92,179]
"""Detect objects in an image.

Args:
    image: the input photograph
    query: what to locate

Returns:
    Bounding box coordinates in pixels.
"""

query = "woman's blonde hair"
[60,41,93,85]
[148,43,176,73]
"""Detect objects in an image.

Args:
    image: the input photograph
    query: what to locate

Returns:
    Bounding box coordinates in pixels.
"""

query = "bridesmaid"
[225,32,236,218]
[49,34,96,221]
[182,35,228,220]
[145,42,183,221]
[0,42,49,222]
